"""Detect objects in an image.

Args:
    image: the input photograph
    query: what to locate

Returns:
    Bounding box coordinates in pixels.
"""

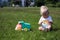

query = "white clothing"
[38,16,53,24]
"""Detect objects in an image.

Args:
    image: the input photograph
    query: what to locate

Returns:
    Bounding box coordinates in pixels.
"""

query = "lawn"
[0,7,60,40]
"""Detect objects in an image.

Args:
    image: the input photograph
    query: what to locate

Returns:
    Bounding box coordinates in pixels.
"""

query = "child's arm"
[49,16,53,24]
[38,16,42,25]
[49,22,53,26]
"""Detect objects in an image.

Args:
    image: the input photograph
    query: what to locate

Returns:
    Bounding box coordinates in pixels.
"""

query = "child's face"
[42,11,49,18]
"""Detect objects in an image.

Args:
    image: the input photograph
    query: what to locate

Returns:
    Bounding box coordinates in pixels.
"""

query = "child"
[38,6,53,31]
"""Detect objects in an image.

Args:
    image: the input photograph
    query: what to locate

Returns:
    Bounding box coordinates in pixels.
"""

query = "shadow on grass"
[52,27,60,32]
[30,27,60,32]
[51,24,60,32]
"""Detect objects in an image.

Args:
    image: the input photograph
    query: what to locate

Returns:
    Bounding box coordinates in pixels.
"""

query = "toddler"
[38,6,53,31]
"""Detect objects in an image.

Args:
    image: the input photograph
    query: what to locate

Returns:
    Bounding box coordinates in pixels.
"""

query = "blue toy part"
[22,23,31,30]
[24,23,31,30]
[21,23,25,29]
[18,21,31,30]
[18,21,24,24]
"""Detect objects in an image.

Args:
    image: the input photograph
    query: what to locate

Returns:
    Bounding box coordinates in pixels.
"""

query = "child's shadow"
[52,27,60,31]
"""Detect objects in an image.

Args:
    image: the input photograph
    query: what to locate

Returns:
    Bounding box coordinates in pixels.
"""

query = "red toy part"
[15,24,22,30]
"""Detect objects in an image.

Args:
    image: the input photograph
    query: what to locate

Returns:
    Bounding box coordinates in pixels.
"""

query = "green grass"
[0,7,60,40]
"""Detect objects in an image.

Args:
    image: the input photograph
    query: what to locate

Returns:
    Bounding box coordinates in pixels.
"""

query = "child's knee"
[47,25,51,29]
[45,27,52,31]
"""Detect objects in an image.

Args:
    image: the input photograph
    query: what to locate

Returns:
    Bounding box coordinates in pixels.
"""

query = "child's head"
[40,6,49,18]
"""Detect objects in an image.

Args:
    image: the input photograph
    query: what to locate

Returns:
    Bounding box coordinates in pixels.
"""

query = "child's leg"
[47,25,51,31]
[38,26,44,31]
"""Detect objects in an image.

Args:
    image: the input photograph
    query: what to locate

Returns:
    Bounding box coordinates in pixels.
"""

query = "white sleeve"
[38,17,43,24]
[48,16,53,22]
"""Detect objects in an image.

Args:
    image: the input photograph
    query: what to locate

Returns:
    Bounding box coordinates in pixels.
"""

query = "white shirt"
[38,16,53,24]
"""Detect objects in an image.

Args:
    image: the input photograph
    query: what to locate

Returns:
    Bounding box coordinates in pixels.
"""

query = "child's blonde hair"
[40,6,48,15]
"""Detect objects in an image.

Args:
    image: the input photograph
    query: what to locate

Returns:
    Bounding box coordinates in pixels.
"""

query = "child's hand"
[38,22,43,26]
